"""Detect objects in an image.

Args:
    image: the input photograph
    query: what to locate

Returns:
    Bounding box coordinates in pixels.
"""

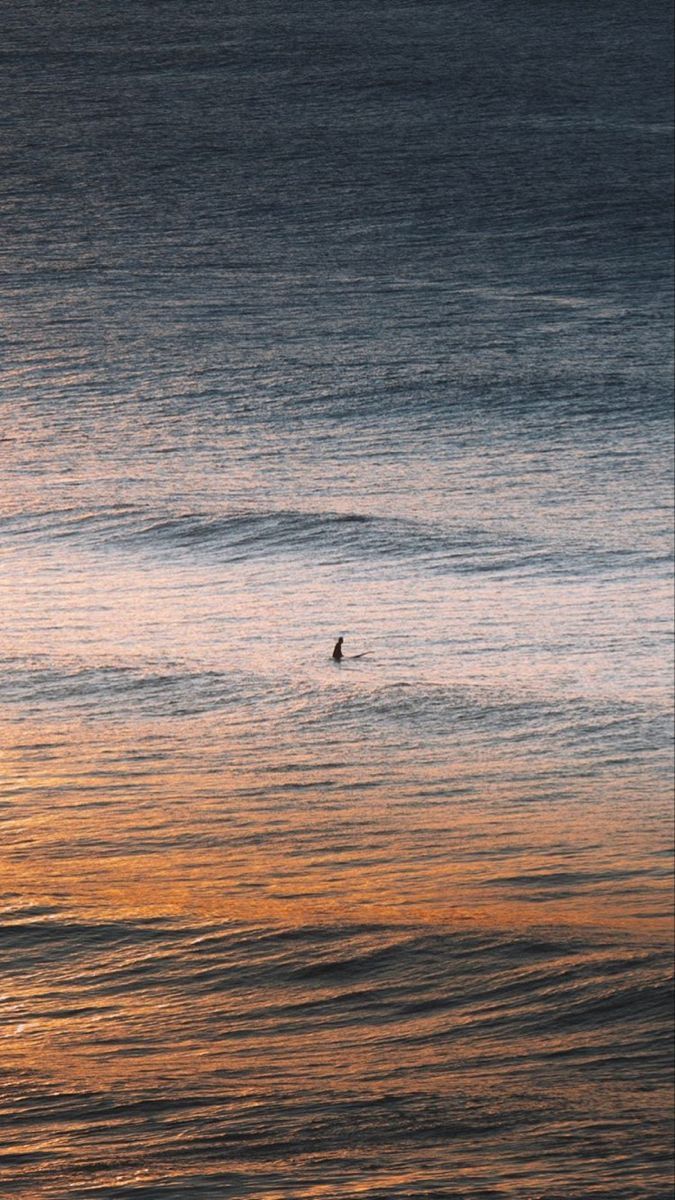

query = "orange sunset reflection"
[1,714,671,938]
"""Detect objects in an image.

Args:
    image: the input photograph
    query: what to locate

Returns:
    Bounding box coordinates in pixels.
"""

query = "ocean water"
[1,2,673,1197]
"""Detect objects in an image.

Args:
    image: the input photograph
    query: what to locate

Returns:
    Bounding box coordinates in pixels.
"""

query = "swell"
[4,909,671,1040]
[2,662,671,766]
[301,682,674,781]
[2,910,672,1197]
[1,502,668,578]
[0,660,265,721]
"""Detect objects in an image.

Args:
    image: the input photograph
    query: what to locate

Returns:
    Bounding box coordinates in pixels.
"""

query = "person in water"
[332,636,344,661]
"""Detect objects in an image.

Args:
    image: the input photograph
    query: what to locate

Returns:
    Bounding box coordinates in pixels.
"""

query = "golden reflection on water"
[0,660,672,1196]
[2,717,671,938]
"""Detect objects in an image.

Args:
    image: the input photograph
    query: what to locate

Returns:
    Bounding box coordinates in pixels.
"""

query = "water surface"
[0,1,673,1196]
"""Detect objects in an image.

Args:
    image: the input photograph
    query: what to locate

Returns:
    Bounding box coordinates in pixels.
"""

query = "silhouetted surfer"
[332,637,369,661]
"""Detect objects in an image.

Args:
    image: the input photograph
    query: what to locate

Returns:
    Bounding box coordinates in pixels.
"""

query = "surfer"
[332,636,344,661]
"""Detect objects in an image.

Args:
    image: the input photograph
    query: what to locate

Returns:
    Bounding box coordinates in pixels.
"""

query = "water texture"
[0,1,673,1196]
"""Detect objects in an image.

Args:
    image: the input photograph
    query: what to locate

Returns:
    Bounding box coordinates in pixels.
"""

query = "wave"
[308,680,673,759]
[2,663,671,791]
[2,501,666,579]
[0,660,270,721]
[3,906,670,1036]
[2,904,672,1196]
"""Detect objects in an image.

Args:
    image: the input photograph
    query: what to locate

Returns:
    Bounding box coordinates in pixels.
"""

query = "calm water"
[1,2,673,1197]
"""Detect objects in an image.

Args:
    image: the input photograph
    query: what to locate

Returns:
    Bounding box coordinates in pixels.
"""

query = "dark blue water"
[0,2,673,1196]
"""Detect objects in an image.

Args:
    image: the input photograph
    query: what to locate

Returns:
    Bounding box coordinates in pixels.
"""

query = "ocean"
[0,1,673,1196]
